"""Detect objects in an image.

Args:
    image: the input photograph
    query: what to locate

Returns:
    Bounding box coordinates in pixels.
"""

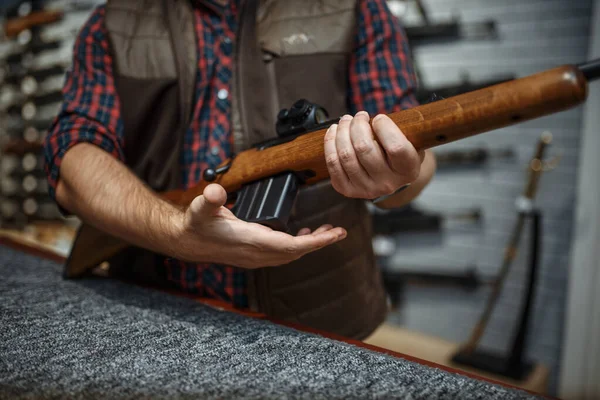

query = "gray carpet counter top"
[0,243,544,399]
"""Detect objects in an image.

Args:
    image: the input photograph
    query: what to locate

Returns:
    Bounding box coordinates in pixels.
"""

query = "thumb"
[188,183,227,221]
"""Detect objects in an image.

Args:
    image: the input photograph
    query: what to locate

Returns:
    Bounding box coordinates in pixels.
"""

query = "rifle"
[65,59,600,278]
[371,204,480,234]
[2,9,63,39]
[450,133,557,379]
[381,266,488,291]
[379,265,488,310]
[405,0,498,44]
[433,147,515,167]
[458,132,555,356]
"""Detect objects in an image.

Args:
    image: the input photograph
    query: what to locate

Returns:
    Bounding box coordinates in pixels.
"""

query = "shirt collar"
[193,0,235,16]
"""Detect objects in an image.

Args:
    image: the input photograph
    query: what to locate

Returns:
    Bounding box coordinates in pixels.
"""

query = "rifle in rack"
[372,204,480,234]
[2,9,63,39]
[65,59,600,278]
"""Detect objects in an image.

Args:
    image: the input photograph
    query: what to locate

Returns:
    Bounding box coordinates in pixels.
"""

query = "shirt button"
[222,39,233,55]
[211,145,220,155]
[217,88,228,100]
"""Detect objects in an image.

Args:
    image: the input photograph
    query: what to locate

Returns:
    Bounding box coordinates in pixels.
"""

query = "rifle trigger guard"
[231,172,301,233]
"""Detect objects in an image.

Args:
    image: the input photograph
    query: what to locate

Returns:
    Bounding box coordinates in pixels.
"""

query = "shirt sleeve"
[43,5,125,204]
[347,0,419,115]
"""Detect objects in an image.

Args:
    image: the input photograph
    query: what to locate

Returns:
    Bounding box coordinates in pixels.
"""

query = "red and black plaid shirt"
[44,0,418,307]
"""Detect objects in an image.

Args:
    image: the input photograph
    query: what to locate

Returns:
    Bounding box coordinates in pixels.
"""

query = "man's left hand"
[324,111,424,201]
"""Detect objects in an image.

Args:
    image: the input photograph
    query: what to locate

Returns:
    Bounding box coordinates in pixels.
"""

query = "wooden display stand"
[364,323,549,395]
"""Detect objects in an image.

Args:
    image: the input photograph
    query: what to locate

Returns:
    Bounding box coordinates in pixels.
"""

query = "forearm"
[55,143,184,257]
[374,150,437,209]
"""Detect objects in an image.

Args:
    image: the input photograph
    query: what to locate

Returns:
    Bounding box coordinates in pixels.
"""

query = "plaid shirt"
[44,0,418,307]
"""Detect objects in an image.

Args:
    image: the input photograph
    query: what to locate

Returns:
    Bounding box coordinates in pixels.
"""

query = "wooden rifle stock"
[65,63,591,277]
[164,64,588,206]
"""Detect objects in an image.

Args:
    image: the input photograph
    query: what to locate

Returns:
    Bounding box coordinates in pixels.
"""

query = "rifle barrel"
[578,58,600,81]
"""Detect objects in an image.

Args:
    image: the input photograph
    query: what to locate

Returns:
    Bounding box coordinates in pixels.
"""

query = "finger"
[418,150,426,163]
[350,111,393,179]
[312,224,333,234]
[372,114,421,182]
[263,227,347,256]
[188,183,227,222]
[297,227,311,236]
[204,183,228,206]
[324,123,352,195]
[336,114,371,188]
[296,227,347,253]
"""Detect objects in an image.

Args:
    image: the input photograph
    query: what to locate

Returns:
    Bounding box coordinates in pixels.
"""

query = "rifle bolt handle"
[202,164,231,182]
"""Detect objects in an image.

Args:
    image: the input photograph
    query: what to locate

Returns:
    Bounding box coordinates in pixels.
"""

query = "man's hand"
[174,184,347,269]
[57,143,346,272]
[324,111,435,207]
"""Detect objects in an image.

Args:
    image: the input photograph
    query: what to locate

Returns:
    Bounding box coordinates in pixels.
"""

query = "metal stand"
[451,210,542,380]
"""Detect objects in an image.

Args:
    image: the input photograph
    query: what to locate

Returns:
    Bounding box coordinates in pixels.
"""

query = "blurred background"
[0,0,102,248]
[1,0,598,398]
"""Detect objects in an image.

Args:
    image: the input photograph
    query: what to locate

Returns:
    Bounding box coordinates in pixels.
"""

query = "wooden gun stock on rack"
[3,10,63,39]
[65,59,600,278]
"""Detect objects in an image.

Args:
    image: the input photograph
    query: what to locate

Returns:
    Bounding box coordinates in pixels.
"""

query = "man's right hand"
[174,183,347,268]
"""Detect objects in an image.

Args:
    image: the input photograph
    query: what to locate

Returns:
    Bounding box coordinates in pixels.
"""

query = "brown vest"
[72,0,387,340]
